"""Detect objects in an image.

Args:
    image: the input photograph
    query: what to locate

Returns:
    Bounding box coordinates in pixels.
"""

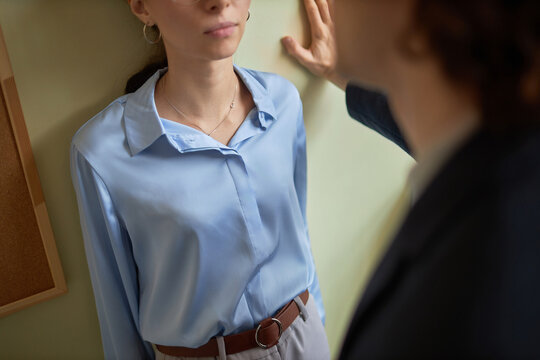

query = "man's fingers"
[304,0,325,36]
[281,36,314,67]
[315,0,332,25]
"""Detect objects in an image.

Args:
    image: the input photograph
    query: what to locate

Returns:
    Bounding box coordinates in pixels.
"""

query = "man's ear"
[128,0,154,25]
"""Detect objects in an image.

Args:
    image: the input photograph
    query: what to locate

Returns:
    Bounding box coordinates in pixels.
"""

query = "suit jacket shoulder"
[340,126,540,359]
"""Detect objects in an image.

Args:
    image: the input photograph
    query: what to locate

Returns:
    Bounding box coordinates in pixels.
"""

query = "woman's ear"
[128,0,154,25]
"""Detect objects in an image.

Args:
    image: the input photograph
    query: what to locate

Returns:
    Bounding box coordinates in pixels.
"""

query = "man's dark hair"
[413,0,540,129]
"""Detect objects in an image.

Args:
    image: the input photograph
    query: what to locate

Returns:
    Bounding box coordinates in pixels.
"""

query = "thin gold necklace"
[161,74,239,136]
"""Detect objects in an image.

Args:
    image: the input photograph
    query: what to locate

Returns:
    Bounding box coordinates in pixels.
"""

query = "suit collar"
[342,128,499,353]
[408,119,479,204]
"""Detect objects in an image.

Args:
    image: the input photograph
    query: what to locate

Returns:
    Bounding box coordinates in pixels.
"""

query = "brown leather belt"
[156,289,309,357]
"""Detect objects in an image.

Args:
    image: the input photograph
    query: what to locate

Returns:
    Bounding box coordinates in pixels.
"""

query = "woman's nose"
[205,0,231,13]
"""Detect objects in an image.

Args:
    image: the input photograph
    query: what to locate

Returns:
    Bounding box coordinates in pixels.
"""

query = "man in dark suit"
[283,0,540,357]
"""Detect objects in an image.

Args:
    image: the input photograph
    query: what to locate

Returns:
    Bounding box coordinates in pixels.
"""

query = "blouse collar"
[124,65,277,156]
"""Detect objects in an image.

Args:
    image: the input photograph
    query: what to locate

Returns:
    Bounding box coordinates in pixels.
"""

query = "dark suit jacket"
[339,85,540,359]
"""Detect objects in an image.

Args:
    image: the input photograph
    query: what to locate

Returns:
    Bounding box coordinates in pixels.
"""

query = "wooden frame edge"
[0,287,68,318]
[0,24,68,318]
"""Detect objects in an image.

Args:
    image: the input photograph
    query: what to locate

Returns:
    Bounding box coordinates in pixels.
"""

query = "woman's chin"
[204,46,240,62]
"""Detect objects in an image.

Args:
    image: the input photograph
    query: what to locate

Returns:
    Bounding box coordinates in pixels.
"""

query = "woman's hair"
[125,26,167,94]
[412,0,540,129]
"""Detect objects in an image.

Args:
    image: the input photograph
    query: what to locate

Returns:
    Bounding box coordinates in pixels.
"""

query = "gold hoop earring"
[247,11,250,21]
[143,23,162,45]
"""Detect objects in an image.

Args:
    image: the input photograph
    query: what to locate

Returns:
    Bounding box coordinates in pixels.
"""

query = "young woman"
[284,0,540,358]
[70,0,329,359]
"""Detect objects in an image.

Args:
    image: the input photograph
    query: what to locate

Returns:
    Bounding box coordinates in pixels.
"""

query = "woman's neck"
[157,54,238,120]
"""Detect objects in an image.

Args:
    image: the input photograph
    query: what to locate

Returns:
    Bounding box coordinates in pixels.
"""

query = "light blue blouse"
[70,66,324,360]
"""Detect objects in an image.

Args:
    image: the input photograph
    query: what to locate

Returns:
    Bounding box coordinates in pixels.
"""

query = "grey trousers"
[155,294,330,360]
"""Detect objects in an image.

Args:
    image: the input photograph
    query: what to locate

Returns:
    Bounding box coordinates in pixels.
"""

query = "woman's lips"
[204,22,238,38]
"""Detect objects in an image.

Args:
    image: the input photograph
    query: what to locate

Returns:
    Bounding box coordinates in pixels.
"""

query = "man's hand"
[281,0,348,90]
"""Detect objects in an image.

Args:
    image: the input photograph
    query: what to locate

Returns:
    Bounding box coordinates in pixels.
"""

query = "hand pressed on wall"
[281,0,348,90]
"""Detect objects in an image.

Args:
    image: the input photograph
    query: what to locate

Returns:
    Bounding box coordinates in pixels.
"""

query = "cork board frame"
[0,25,67,318]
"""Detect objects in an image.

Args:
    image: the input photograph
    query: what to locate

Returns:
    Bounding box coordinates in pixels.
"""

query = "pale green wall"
[0,1,413,359]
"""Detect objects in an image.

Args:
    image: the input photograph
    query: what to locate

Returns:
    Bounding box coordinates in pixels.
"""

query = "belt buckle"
[255,318,283,349]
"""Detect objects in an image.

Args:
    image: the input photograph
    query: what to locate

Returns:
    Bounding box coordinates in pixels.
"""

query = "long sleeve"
[345,84,410,154]
[70,144,154,360]
[293,103,326,325]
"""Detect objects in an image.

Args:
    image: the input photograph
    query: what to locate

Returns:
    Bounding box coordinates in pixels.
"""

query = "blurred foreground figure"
[283,0,540,357]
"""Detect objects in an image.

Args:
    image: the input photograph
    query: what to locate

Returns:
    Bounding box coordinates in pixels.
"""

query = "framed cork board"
[0,25,67,318]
